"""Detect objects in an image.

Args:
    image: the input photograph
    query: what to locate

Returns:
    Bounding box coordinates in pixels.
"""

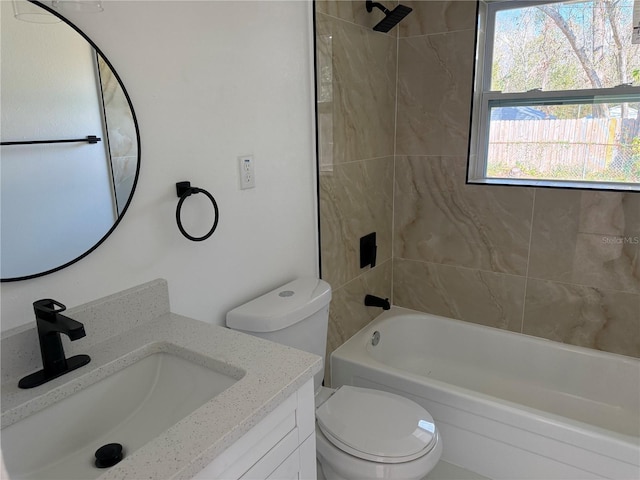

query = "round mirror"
[1,0,140,281]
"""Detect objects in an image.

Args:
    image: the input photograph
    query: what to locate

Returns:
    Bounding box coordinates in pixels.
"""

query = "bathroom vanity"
[1,280,321,479]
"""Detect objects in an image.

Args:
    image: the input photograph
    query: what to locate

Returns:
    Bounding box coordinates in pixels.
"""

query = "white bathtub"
[330,307,640,480]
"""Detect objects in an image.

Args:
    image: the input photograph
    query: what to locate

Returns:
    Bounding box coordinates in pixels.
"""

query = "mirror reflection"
[1,0,139,281]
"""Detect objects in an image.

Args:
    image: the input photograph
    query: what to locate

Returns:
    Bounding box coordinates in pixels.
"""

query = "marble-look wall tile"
[111,155,137,214]
[399,0,477,38]
[529,189,640,294]
[99,57,138,216]
[99,57,137,159]
[316,13,397,164]
[394,156,533,275]
[316,5,397,376]
[622,194,640,234]
[523,278,640,357]
[396,29,475,156]
[316,0,399,33]
[578,191,628,235]
[393,258,525,332]
[320,156,394,288]
[326,260,392,385]
[317,28,335,171]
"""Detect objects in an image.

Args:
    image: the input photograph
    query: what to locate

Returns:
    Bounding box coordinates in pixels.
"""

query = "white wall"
[0,0,319,331]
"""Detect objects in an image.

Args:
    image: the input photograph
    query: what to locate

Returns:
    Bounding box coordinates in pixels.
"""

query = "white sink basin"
[2,350,243,479]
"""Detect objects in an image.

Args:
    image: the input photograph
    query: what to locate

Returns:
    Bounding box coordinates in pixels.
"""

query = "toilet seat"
[316,386,437,464]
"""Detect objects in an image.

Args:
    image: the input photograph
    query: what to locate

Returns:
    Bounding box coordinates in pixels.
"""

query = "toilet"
[226,278,442,480]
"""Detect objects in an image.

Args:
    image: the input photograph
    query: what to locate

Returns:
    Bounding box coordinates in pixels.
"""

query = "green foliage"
[488,157,640,183]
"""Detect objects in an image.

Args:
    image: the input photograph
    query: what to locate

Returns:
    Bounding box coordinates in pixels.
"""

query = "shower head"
[366,0,412,33]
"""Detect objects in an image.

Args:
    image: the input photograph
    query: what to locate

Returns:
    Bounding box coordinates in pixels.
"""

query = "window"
[468,0,640,191]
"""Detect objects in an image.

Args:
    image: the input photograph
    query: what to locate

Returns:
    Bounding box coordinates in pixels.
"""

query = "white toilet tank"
[226,278,332,392]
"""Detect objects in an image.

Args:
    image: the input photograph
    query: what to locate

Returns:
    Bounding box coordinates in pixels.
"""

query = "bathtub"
[330,307,640,480]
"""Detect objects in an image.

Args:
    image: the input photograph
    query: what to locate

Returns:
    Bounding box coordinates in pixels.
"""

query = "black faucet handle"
[18,298,90,389]
[33,299,67,321]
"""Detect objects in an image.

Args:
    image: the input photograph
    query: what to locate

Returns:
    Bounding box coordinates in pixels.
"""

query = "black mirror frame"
[1,0,141,282]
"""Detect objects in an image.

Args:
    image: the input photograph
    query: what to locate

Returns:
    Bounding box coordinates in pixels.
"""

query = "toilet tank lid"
[226,278,332,333]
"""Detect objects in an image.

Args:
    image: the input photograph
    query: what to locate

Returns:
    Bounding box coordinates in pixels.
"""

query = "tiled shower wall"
[317,0,640,381]
[316,1,396,379]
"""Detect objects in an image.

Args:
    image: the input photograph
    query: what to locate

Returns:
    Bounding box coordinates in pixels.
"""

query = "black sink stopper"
[95,443,124,468]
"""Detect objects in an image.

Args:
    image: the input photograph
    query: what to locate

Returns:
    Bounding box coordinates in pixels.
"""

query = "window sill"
[466,177,640,193]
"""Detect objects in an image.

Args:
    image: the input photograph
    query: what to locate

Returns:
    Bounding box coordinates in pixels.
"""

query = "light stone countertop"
[1,280,322,480]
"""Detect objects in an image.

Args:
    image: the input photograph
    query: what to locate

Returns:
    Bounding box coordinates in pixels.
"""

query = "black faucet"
[364,294,391,310]
[18,299,91,389]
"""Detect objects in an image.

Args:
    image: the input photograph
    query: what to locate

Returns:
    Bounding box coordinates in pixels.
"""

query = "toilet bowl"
[314,385,441,480]
[226,278,442,480]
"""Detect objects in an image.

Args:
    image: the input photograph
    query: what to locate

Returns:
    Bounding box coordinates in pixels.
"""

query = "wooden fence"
[487,118,636,178]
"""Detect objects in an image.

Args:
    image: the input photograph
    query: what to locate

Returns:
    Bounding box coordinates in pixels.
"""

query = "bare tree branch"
[537,4,603,87]
[606,0,627,83]
[537,3,608,116]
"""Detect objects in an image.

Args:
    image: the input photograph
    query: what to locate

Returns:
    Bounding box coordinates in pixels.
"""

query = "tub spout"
[364,294,390,310]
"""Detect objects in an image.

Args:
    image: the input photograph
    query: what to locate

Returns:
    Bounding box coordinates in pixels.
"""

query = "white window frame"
[468,0,640,192]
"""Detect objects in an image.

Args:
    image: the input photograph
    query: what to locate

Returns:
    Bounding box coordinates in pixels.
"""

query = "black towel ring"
[175,181,219,242]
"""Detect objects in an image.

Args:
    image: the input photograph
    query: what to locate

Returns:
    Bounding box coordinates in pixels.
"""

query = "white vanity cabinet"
[1,281,322,480]
[192,378,316,480]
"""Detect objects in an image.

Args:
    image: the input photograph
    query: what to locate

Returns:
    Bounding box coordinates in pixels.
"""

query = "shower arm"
[366,0,390,15]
